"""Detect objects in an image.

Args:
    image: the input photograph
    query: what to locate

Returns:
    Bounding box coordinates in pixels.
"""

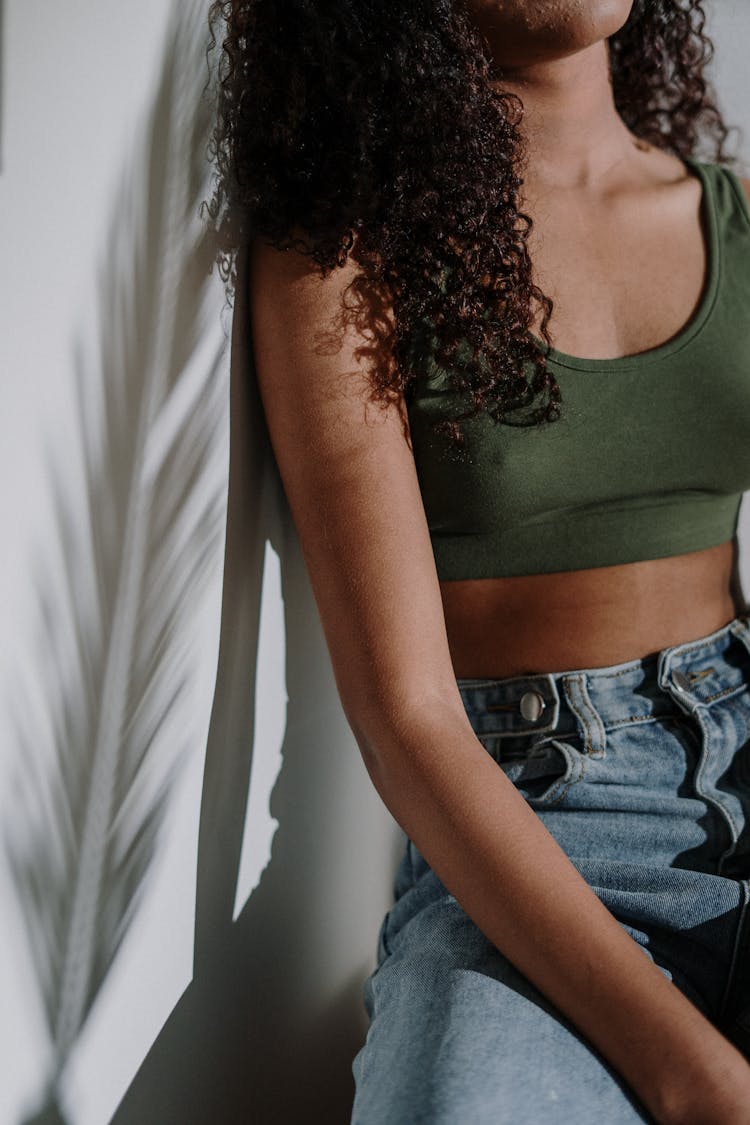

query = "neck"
[492,40,640,189]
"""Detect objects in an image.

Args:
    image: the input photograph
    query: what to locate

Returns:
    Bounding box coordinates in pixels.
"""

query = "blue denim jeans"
[350,614,750,1124]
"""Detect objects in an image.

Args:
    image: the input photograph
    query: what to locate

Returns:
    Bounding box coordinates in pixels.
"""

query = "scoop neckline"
[524,156,721,372]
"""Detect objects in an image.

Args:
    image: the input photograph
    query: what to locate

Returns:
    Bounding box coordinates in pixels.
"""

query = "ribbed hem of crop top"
[406,157,750,581]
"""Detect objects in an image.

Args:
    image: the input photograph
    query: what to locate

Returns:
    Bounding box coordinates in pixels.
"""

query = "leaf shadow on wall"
[6,2,228,1120]
[107,245,404,1125]
[4,0,402,1119]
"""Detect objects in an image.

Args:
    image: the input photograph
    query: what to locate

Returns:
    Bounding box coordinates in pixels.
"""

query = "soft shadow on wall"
[112,5,750,1121]
[110,245,404,1125]
[3,0,402,1122]
[8,4,750,1125]
[4,1,226,1121]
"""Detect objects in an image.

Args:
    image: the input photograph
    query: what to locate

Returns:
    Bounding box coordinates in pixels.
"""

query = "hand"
[655,1038,750,1125]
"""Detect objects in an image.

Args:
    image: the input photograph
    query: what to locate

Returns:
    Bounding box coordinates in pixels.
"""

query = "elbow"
[345,707,390,786]
[343,687,472,793]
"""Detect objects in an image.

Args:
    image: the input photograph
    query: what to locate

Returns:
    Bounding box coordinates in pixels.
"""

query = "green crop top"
[406,157,750,581]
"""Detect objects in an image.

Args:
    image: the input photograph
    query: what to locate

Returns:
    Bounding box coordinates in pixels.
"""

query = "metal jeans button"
[672,670,691,693]
[519,690,545,721]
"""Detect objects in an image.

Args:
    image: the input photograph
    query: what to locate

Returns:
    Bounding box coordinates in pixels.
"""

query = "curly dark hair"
[203,0,736,447]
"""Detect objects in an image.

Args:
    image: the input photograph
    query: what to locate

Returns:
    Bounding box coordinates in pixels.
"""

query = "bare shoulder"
[247,236,465,748]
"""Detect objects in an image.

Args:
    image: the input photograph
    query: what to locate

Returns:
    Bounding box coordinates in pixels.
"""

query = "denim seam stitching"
[565,674,606,757]
[591,664,651,682]
[677,635,736,658]
[610,713,657,725]
[702,682,747,704]
[671,627,750,660]
[561,675,587,751]
[588,626,747,685]
[693,711,743,847]
[540,743,587,806]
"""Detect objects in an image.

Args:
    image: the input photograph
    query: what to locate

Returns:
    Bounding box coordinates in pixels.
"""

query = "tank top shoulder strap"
[691,156,750,237]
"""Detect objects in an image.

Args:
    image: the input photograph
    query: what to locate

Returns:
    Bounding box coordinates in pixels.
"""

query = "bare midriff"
[440,538,747,679]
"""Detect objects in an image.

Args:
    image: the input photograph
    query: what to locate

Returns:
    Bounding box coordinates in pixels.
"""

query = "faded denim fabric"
[351,614,750,1124]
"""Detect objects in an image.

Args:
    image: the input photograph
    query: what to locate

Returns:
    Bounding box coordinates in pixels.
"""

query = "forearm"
[358,699,750,1124]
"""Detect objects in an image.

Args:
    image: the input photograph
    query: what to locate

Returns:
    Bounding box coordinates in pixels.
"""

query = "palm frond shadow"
[3,0,227,1120]
[106,242,405,1125]
[4,1,403,1121]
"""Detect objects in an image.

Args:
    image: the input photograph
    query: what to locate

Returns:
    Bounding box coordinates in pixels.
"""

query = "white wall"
[1,3,749,1124]
[1,2,402,1121]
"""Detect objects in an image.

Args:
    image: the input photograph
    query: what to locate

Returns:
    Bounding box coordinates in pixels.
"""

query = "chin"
[465,0,635,65]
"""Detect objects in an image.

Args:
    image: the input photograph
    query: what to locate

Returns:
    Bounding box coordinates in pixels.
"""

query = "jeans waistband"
[456,612,750,749]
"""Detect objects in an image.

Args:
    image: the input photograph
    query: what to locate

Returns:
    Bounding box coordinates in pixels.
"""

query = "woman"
[206,1,750,1121]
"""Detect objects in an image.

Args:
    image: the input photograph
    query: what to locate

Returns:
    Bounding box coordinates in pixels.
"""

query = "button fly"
[519,690,545,721]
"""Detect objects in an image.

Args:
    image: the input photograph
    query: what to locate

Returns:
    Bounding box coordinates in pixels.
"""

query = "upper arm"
[248,238,465,755]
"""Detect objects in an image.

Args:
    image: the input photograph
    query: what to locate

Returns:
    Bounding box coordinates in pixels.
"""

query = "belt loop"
[561,673,607,758]
[729,613,750,660]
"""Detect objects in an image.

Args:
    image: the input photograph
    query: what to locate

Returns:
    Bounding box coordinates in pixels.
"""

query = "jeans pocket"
[489,736,585,807]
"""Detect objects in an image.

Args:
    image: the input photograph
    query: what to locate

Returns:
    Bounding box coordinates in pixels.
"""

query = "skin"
[248,6,750,1119]
[443,0,750,678]
[465,0,633,67]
